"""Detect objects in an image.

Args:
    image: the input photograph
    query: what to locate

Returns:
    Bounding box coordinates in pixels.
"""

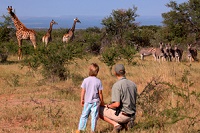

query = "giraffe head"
[7,6,13,14]
[51,19,58,25]
[74,17,81,23]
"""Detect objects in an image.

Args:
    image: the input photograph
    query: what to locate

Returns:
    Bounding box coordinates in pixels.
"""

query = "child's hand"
[81,100,84,106]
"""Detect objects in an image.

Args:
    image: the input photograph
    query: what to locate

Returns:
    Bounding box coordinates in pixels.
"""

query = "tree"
[187,0,200,41]
[0,14,15,62]
[0,14,14,42]
[100,46,119,75]
[162,0,200,43]
[101,6,138,46]
[133,26,161,47]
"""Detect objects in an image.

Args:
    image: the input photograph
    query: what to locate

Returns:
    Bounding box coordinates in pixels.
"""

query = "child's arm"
[99,90,104,106]
[81,88,86,107]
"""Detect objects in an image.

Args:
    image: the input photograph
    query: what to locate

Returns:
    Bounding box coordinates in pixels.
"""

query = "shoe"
[127,119,134,128]
[121,123,128,131]
[75,130,80,133]
[111,124,122,133]
[120,120,134,131]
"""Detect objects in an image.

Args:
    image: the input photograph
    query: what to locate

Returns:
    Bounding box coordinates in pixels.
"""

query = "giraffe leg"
[18,39,22,60]
[45,37,48,46]
[30,33,37,49]
[18,47,22,60]
[42,36,45,44]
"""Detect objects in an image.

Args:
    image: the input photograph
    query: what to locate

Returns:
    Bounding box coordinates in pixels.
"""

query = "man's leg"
[99,106,119,126]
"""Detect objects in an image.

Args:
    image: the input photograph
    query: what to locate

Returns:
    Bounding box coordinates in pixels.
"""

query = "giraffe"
[62,17,81,43]
[42,19,58,46]
[7,6,37,60]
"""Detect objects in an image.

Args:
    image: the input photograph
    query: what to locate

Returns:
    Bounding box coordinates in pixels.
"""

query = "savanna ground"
[0,53,200,133]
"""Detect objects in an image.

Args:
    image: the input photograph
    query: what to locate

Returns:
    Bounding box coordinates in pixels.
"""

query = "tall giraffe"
[62,17,81,43]
[42,19,58,46]
[7,6,37,60]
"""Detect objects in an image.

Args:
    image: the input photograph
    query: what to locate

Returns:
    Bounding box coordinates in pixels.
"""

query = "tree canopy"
[101,6,138,45]
[162,0,200,44]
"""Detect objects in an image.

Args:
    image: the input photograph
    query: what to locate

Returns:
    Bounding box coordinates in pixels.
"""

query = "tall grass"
[0,54,200,132]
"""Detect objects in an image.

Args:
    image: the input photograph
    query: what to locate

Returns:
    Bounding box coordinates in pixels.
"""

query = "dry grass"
[0,54,200,133]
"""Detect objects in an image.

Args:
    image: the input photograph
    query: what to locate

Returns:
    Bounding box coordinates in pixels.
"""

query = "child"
[76,63,104,133]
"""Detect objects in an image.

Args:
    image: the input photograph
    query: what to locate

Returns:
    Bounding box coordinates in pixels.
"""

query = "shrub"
[119,45,137,64]
[23,42,84,82]
[100,46,119,74]
[136,71,200,132]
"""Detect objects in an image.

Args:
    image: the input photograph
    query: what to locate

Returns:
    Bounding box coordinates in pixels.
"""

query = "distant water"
[136,16,163,26]
[0,15,163,29]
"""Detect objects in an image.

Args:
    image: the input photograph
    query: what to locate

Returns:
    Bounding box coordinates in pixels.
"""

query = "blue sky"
[0,0,188,28]
[1,0,188,18]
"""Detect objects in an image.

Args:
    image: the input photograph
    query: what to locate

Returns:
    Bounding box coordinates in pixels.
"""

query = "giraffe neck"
[47,23,53,33]
[10,11,27,31]
[71,21,77,32]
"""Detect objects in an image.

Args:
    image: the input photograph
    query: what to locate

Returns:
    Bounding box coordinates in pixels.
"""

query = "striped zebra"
[139,47,156,60]
[154,42,166,62]
[187,44,198,63]
[174,45,183,62]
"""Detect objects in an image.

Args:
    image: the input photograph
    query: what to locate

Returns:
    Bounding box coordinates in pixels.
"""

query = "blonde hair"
[89,63,99,76]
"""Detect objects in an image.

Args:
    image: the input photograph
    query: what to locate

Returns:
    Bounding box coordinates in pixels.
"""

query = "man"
[99,64,137,133]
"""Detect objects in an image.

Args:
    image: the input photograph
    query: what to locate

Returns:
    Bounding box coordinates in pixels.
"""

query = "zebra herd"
[139,43,198,63]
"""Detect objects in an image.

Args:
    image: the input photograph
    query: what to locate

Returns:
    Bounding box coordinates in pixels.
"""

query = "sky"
[1,0,188,17]
[0,0,188,28]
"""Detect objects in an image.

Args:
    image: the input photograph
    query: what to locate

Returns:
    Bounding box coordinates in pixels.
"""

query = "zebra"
[174,45,183,62]
[187,44,198,63]
[164,43,175,62]
[154,42,166,62]
[139,47,156,60]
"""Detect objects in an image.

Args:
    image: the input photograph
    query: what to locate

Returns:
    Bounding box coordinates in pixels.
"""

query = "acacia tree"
[162,0,200,43]
[101,6,138,46]
[0,14,14,42]
[187,0,200,41]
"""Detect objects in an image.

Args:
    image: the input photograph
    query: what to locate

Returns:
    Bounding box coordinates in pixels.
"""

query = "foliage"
[0,14,16,62]
[162,0,200,44]
[118,45,137,64]
[82,27,102,55]
[101,6,138,46]
[136,71,200,132]
[23,42,84,82]
[133,26,161,47]
[0,26,11,42]
[100,46,119,74]
[0,14,15,42]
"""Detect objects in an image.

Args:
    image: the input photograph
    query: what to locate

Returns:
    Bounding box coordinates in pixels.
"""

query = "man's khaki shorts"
[99,106,131,123]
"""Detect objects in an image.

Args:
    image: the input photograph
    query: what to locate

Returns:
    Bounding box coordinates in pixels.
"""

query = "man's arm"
[107,101,120,109]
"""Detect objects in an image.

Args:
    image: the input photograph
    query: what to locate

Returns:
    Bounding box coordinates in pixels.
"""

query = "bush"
[136,71,200,132]
[119,45,137,64]
[23,42,84,82]
[100,46,119,74]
